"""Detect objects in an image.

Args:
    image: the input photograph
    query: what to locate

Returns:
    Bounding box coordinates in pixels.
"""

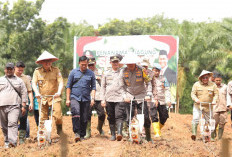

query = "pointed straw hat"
[198,70,213,80]
[36,51,59,64]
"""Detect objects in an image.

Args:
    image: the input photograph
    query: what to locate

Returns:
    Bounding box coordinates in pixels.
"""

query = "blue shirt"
[66,68,96,101]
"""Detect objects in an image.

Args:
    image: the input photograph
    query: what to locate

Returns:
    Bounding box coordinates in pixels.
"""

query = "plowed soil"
[0,113,231,157]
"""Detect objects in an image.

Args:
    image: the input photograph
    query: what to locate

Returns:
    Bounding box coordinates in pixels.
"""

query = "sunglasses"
[88,64,94,67]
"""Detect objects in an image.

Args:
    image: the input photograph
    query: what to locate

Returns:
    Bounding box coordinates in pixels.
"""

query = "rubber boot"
[211,130,216,142]
[152,122,161,137]
[159,122,164,130]
[97,119,105,135]
[116,123,123,141]
[84,121,91,139]
[19,130,26,145]
[218,128,224,140]
[145,127,153,142]
[56,124,63,135]
[122,121,128,137]
[109,124,116,141]
[191,123,198,141]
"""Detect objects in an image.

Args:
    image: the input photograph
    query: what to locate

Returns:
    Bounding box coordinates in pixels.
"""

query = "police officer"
[0,63,27,148]
[32,51,64,135]
[150,63,171,137]
[101,55,125,141]
[119,53,152,142]
[66,56,96,142]
[85,57,105,138]
[191,70,218,141]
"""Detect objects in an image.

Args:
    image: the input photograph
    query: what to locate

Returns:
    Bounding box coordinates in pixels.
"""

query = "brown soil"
[0,113,231,157]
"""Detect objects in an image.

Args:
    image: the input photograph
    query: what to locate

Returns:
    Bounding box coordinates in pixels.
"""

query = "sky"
[7,0,232,28]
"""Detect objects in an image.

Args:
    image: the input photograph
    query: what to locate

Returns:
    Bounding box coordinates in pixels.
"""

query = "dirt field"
[0,113,231,157]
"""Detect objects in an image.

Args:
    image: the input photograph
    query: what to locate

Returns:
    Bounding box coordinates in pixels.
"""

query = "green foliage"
[1,1,232,114]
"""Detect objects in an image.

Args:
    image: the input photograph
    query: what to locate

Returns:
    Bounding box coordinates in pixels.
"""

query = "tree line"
[1,0,232,113]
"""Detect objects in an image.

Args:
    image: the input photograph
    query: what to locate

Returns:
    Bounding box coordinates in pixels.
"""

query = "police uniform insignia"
[208,89,213,95]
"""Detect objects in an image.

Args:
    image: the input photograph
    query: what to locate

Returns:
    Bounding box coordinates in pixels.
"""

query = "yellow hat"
[36,51,59,64]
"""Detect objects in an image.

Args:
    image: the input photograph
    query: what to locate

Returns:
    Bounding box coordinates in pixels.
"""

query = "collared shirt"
[214,83,227,112]
[18,74,32,92]
[100,68,123,102]
[152,75,171,105]
[66,68,96,101]
[32,66,63,96]
[191,81,218,108]
[0,75,27,106]
[119,65,152,101]
[93,68,102,101]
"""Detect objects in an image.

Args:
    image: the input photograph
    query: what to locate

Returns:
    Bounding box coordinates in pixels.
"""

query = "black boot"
[97,119,105,135]
[56,124,63,135]
[218,128,224,140]
[116,123,123,141]
[145,127,153,142]
[72,117,81,142]
[109,124,116,141]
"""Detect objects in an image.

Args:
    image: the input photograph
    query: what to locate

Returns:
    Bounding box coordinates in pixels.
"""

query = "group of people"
[191,70,232,141]
[66,53,171,142]
[0,49,175,148]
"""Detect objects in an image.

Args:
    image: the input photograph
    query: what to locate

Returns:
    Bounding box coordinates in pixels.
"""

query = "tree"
[0,0,45,75]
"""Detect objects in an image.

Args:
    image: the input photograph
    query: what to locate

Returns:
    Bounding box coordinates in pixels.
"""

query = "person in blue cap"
[150,63,171,137]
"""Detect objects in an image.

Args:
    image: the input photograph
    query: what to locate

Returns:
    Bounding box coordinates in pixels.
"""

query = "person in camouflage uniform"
[150,63,171,137]
[85,57,105,139]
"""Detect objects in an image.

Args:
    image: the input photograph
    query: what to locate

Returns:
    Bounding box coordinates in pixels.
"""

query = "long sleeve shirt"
[93,68,102,101]
[119,65,152,102]
[0,75,27,106]
[214,83,227,112]
[152,75,171,105]
[100,69,123,102]
[66,68,96,102]
[191,81,218,109]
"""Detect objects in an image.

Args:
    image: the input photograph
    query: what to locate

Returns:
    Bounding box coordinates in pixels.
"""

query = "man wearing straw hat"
[119,53,153,142]
[191,70,218,141]
[32,51,64,136]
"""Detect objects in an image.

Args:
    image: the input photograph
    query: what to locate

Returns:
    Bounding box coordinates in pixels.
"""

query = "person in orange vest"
[119,53,152,142]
